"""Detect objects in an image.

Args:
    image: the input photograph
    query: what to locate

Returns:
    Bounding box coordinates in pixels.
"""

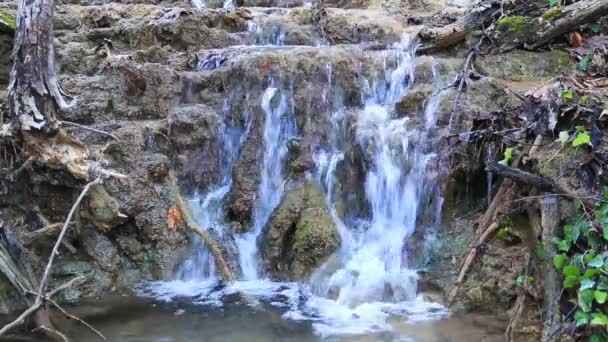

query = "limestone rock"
[262,182,340,280]
[474,49,576,82]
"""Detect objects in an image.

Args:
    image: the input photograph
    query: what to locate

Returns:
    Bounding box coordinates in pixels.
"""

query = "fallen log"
[495,0,608,50]
[485,159,596,208]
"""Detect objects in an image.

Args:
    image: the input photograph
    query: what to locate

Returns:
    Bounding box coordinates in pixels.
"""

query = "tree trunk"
[8,0,66,133]
[541,196,561,342]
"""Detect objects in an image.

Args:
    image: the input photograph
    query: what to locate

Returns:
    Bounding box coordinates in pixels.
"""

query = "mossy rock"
[291,207,340,279]
[0,11,15,33]
[475,49,576,82]
[262,182,340,280]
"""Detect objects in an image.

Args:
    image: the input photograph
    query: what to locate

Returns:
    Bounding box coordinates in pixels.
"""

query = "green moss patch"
[497,16,532,38]
[0,11,15,32]
[542,7,563,21]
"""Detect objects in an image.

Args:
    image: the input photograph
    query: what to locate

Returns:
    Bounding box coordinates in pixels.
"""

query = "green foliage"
[543,6,562,20]
[557,131,570,144]
[0,11,15,31]
[496,16,532,38]
[591,23,601,33]
[553,200,608,335]
[573,132,592,147]
[498,147,515,166]
[580,54,593,71]
[516,275,534,285]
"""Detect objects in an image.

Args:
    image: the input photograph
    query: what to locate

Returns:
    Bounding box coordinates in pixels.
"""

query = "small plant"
[552,189,608,339]
[499,147,516,166]
[573,125,592,147]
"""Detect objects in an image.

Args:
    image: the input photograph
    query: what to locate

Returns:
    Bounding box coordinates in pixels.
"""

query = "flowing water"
[138,5,455,340]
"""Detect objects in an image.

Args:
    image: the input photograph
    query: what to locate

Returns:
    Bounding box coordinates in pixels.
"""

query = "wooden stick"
[33,326,68,342]
[541,196,561,342]
[47,298,106,341]
[37,178,102,297]
[0,276,83,336]
[61,121,119,142]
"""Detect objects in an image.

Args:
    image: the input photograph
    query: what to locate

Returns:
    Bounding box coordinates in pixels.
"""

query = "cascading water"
[236,84,296,280]
[140,9,450,335]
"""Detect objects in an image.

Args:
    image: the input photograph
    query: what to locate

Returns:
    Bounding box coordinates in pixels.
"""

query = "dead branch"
[485,159,596,208]
[37,178,102,296]
[61,121,119,142]
[418,21,466,53]
[0,276,84,336]
[21,223,74,246]
[505,253,531,342]
[47,298,106,341]
[33,326,68,342]
[541,196,561,342]
[168,173,234,283]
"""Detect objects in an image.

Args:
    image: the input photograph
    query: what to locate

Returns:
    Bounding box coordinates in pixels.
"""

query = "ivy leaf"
[549,0,560,6]
[591,312,608,326]
[588,255,606,268]
[591,333,608,342]
[563,265,581,277]
[552,237,571,252]
[579,288,595,312]
[598,280,608,291]
[580,55,592,71]
[561,89,575,99]
[553,254,568,270]
[583,268,600,280]
[564,276,580,288]
[581,278,596,290]
[558,131,570,143]
[595,290,608,304]
[576,311,591,327]
[565,224,580,244]
[591,23,601,33]
[573,131,592,147]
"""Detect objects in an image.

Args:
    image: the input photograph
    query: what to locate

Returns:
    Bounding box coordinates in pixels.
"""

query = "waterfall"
[236,85,296,280]
[140,32,449,338]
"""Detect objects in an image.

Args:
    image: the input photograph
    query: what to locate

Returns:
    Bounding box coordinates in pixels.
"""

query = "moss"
[542,7,563,21]
[497,16,531,37]
[0,11,15,31]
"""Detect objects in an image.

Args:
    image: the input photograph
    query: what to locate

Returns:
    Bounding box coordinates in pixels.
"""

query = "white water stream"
[140,18,449,337]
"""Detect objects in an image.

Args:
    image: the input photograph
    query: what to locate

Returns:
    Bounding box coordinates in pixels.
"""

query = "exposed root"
[505,253,531,342]
[168,173,234,283]
[61,121,120,142]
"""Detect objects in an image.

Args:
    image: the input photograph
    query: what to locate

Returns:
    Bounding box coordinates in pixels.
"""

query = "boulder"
[262,182,340,280]
[474,49,576,82]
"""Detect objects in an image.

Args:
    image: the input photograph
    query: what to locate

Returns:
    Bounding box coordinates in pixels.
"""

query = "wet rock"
[395,83,433,116]
[262,181,340,280]
[81,184,127,232]
[317,8,408,45]
[226,118,263,229]
[80,228,120,273]
[208,227,241,276]
[474,49,576,81]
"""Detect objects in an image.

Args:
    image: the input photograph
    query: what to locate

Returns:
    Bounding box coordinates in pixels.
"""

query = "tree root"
[505,253,531,342]
[168,173,234,283]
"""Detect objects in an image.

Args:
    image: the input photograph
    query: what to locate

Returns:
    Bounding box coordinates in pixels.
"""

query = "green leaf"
[595,290,608,304]
[592,23,601,33]
[598,280,608,291]
[581,95,590,104]
[583,268,600,280]
[537,243,548,260]
[553,254,568,270]
[580,55,592,71]
[573,132,591,147]
[561,89,575,99]
[558,131,570,143]
[552,237,571,252]
[588,255,606,268]
[581,278,596,290]
[591,332,608,342]
[563,265,581,277]
[575,310,591,327]
[564,275,580,288]
[592,312,608,326]
[584,250,598,264]
[565,224,580,244]
[549,0,560,6]
[604,187,608,200]
[579,288,595,312]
